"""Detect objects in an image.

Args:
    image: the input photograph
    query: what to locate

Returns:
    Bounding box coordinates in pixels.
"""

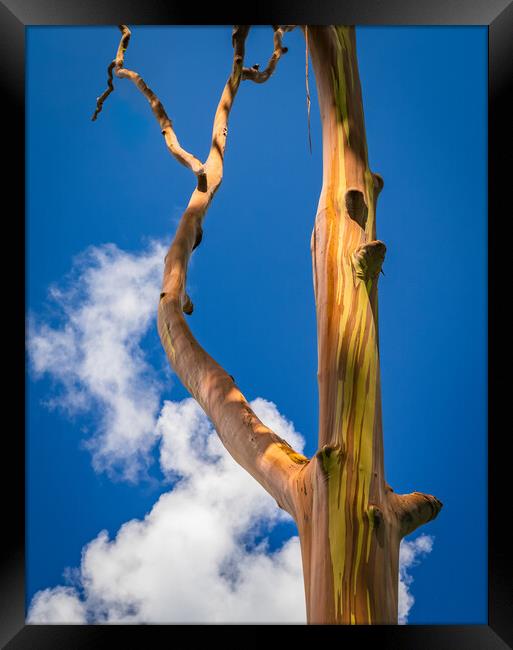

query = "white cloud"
[398,534,434,624]
[28,397,307,624]
[27,242,434,624]
[28,242,166,482]
[28,587,87,624]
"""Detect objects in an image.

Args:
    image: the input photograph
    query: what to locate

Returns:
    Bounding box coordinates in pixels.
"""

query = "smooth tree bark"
[93,24,442,625]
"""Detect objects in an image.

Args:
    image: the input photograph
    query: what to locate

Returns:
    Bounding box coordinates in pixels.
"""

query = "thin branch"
[305,25,312,153]
[91,61,116,122]
[92,25,206,186]
[392,491,443,538]
[242,25,295,84]
[205,25,250,172]
[91,25,131,121]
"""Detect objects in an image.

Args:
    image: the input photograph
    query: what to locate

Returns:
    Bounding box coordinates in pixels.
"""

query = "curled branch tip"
[242,25,295,84]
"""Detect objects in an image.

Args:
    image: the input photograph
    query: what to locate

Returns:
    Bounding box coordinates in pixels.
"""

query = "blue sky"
[26,25,487,624]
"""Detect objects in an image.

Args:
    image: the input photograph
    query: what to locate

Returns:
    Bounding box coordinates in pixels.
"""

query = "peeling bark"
[290,26,442,624]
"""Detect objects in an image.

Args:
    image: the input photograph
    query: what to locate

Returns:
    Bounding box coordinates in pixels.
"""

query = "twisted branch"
[91,61,116,121]
[92,25,206,187]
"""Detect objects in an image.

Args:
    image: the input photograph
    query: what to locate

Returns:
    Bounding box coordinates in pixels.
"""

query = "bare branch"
[157,25,308,517]
[242,25,295,84]
[91,24,131,121]
[205,25,249,172]
[92,25,206,186]
[305,25,312,152]
[91,61,116,122]
[92,24,307,515]
[392,491,443,538]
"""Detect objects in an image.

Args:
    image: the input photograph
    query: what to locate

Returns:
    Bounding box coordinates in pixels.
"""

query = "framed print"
[2,0,512,647]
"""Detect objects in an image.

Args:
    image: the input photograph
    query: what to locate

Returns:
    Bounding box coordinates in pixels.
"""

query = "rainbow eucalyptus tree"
[93,24,442,625]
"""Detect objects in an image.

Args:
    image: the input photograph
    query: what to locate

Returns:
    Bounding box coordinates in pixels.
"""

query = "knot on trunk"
[345,189,368,229]
[182,293,194,315]
[372,172,384,196]
[197,171,208,193]
[367,504,383,529]
[351,240,386,282]
[192,225,203,251]
[316,443,345,475]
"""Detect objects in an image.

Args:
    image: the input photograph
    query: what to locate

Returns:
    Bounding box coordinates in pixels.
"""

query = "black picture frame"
[3,0,511,647]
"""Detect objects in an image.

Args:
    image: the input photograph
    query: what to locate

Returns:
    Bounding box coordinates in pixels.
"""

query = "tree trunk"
[288,26,442,624]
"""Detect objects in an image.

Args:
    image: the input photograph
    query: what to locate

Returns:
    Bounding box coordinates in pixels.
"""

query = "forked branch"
[93,25,307,516]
